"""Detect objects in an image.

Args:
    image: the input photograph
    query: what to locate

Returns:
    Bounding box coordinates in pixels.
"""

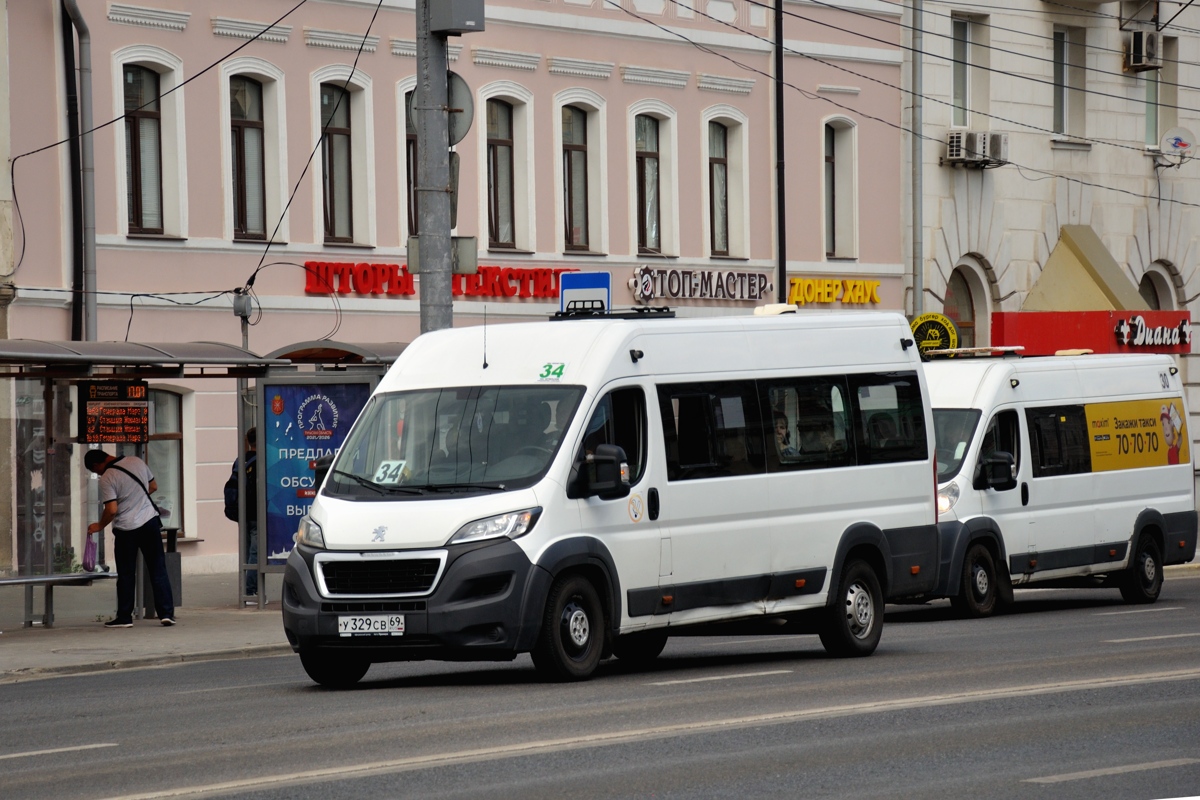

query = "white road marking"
[99,667,1200,800]
[699,636,800,647]
[647,670,793,686]
[1094,606,1183,616]
[1105,632,1200,644]
[0,743,118,761]
[1025,758,1200,784]
[173,681,294,695]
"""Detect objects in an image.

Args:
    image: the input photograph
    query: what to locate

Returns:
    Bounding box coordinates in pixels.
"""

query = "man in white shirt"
[85,449,176,627]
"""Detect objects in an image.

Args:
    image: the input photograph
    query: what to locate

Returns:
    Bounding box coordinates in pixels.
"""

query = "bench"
[0,571,118,628]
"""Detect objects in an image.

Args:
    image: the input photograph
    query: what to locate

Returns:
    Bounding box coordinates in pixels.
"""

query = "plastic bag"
[82,531,97,573]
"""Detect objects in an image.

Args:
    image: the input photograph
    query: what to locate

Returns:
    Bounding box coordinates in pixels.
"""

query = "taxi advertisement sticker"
[1085,399,1189,472]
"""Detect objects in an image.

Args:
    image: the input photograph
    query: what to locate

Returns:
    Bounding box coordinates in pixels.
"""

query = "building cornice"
[472,47,541,71]
[621,65,690,89]
[304,28,380,53]
[211,17,292,44]
[390,38,462,61]
[698,73,756,94]
[547,57,614,80]
[107,3,190,32]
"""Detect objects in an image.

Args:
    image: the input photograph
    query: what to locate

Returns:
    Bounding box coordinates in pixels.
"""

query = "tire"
[611,630,669,665]
[950,543,998,618]
[1120,535,1163,604]
[299,649,370,689]
[818,559,883,658]
[531,574,605,681]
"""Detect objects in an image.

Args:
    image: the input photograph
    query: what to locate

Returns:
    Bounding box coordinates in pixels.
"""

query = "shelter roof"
[0,340,288,379]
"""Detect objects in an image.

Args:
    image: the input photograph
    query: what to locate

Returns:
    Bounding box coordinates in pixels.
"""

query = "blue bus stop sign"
[560,272,611,314]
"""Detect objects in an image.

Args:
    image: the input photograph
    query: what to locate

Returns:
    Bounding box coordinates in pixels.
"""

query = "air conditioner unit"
[945,131,989,165]
[987,132,1009,166]
[1126,30,1161,72]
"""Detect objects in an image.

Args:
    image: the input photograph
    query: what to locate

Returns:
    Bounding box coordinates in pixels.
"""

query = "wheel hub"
[844,582,874,639]
[562,603,590,649]
[973,564,990,597]
[1141,553,1157,583]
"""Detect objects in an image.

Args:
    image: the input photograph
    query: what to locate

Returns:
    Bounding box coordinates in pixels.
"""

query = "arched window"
[321,83,353,242]
[562,105,589,250]
[944,269,976,348]
[1139,273,1162,310]
[125,65,163,234]
[487,99,515,248]
[709,121,728,255]
[405,89,419,237]
[230,76,265,239]
[635,114,661,253]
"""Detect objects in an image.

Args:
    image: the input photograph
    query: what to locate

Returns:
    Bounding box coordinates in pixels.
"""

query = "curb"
[0,643,294,684]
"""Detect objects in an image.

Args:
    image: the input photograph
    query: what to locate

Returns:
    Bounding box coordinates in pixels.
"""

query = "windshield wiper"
[332,470,424,495]
[412,482,507,493]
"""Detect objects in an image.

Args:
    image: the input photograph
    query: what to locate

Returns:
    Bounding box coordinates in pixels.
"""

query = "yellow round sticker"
[911,313,959,354]
[627,493,645,523]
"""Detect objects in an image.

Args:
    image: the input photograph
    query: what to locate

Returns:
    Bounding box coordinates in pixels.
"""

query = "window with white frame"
[1052,27,1086,137]
[562,104,590,250]
[823,119,856,260]
[147,390,183,533]
[230,76,265,239]
[1146,36,1178,147]
[488,99,515,248]
[951,16,989,128]
[125,65,163,234]
[635,114,660,253]
[313,68,374,247]
[709,121,728,256]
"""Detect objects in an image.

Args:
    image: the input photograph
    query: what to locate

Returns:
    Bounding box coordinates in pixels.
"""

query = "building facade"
[0,0,905,576]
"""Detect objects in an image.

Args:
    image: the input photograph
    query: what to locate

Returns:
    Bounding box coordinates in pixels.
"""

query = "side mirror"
[974,451,1017,491]
[313,453,334,491]
[587,443,631,500]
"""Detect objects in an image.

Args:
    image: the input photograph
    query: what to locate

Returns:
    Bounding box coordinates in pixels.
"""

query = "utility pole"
[774,0,787,304]
[415,0,453,334]
[911,0,924,317]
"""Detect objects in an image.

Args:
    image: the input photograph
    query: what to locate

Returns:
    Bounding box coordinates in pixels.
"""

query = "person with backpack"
[85,449,175,627]
[225,427,259,598]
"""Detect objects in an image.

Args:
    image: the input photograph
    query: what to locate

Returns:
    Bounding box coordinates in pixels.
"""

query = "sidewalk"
[0,572,292,683]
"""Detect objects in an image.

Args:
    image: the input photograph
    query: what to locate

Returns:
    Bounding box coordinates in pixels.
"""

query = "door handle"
[1021,482,1029,507]
[648,488,660,521]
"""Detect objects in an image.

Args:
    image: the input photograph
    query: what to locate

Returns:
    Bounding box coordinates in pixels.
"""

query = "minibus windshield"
[932,408,982,482]
[325,385,585,499]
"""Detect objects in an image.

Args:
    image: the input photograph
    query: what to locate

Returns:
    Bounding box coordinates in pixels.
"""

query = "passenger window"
[978,409,1020,483]
[762,378,853,472]
[570,387,647,496]
[658,381,763,481]
[1027,406,1091,477]
[848,372,929,464]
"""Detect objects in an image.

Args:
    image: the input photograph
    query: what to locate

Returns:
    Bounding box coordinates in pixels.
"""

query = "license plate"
[337,614,405,637]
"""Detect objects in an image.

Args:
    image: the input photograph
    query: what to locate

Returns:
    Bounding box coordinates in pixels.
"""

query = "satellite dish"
[1160,127,1195,165]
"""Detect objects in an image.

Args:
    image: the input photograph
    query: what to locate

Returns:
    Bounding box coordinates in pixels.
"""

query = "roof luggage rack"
[551,305,675,321]
[924,346,1025,359]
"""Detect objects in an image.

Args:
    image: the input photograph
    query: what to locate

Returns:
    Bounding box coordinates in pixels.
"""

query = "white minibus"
[282,310,940,686]
[928,352,1197,616]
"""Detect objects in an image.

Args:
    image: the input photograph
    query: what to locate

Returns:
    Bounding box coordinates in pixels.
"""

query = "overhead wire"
[615,0,1200,213]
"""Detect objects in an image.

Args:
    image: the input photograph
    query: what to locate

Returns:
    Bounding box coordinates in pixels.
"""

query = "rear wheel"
[299,649,369,689]
[1120,536,1163,604]
[611,630,668,666]
[950,543,998,618]
[531,574,605,681]
[818,559,883,658]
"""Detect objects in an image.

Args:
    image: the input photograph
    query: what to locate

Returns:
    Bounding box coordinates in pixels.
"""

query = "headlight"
[937,482,961,515]
[295,515,326,549]
[449,508,541,545]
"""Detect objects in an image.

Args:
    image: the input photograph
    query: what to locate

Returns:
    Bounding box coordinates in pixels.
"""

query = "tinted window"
[1027,406,1090,477]
[848,372,929,464]
[762,377,854,472]
[658,381,763,481]
[570,387,648,496]
[933,408,981,481]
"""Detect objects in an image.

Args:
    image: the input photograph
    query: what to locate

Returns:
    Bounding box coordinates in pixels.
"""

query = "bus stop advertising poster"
[263,383,371,562]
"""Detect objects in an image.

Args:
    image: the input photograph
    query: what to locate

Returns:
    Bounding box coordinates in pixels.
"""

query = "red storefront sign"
[992,311,1194,355]
[303,261,576,299]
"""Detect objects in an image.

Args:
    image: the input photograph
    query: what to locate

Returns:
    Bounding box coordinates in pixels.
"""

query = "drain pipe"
[62,0,95,341]
[61,2,84,340]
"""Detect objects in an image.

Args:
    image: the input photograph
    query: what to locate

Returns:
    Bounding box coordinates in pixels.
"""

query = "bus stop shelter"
[0,340,288,626]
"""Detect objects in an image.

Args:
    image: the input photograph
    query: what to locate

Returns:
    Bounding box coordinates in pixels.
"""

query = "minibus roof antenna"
[482,305,489,369]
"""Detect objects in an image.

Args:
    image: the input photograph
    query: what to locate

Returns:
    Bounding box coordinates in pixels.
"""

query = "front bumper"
[282,539,549,663]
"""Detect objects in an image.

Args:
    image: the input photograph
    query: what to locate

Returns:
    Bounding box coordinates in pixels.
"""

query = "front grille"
[320,559,441,595]
[321,601,426,613]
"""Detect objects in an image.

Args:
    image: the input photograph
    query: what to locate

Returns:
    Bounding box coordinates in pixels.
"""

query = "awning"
[263,340,408,365]
[0,340,289,379]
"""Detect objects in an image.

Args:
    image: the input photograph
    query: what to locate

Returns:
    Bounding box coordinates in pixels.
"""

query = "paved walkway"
[0,572,291,683]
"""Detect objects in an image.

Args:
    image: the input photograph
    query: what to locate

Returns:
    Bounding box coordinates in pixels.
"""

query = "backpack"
[223,454,256,521]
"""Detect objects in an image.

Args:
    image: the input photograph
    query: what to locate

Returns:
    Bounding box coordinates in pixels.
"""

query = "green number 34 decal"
[538,363,566,381]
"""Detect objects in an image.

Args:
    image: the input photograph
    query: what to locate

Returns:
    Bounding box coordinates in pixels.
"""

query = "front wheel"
[299,649,370,689]
[1120,536,1163,604]
[531,574,605,681]
[818,559,883,658]
[950,543,998,618]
